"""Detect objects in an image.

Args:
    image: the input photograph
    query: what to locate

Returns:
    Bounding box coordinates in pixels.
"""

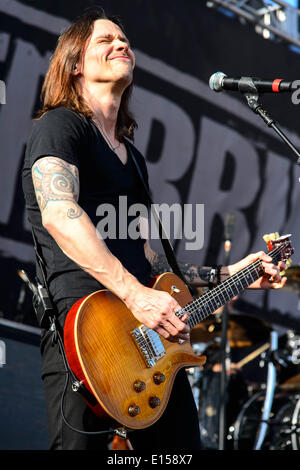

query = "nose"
[114,39,129,52]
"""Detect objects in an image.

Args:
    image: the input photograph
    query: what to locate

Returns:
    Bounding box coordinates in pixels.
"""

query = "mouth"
[110,56,131,61]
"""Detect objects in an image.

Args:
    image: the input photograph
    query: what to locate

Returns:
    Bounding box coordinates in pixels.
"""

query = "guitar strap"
[126,142,190,289]
[31,226,56,329]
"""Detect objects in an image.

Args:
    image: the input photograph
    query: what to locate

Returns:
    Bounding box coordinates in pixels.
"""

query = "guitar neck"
[182,246,282,329]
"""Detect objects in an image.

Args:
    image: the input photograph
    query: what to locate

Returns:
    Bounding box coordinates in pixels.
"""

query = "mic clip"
[239,79,275,127]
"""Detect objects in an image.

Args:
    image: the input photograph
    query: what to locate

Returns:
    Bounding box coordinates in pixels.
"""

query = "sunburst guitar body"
[64,233,293,430]
[64,273,205,430]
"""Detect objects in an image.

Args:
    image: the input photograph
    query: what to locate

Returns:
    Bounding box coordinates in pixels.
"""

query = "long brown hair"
[36,8,137,141]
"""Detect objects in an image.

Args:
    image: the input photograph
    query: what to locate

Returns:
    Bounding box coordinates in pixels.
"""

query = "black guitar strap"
[31,226,56,329]
[126,142,189,288]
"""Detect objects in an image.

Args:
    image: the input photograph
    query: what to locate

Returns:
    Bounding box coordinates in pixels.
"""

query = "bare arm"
[32,156,140,301]
[32,157,190,341]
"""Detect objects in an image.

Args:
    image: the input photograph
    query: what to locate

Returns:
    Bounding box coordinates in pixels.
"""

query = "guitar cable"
[51,319,125,438]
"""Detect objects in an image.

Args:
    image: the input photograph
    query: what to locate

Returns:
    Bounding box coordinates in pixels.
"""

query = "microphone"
[209,71,293,93]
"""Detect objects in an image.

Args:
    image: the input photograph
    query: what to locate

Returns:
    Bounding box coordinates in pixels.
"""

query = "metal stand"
[253,331,278,450]
[218,213,235,450]
[239,77,300,165]
[0,340,5,368]
[218,301,231,449]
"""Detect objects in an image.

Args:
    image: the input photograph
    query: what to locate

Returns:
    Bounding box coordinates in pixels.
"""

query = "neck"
[80,81,123,138]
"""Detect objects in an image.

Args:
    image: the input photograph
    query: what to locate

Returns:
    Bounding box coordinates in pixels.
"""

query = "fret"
[225,287,234,300]
[212,293,223,310]
[201,303,211,321]
[190,303,208,325]
[243,269,255,284]
[188,309,202,328]
[208,297,218,313]
[231,281,242,296]
[253,265,262,279]
[227,283,237,297]
[237,277,248,290]
[216,287,227,305]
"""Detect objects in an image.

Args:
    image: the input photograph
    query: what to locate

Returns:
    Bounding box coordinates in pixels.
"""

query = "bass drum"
[231,390,300,450]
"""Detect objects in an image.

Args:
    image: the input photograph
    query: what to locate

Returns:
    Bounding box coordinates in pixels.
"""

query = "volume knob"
[153,373,165,385]
[128,404,140,417]
[133,380,146,392]
[149,396,161,408]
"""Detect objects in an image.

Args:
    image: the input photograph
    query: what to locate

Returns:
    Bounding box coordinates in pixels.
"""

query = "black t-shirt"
[22,107,152,303]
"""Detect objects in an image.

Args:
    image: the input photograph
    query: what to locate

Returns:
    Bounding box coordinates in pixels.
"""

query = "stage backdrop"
[0,0,300,331]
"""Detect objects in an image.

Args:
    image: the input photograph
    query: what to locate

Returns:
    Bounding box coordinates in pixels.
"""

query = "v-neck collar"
[90,119,129,167]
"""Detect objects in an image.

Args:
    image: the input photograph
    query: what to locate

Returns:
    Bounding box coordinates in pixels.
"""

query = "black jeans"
[40,297,201,450]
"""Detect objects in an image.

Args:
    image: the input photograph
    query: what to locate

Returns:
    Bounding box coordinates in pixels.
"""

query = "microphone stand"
[238,77,300,165]
[218,216,234,450]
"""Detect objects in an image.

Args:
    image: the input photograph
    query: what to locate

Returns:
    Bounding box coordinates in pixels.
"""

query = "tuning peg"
[263,232,279,243]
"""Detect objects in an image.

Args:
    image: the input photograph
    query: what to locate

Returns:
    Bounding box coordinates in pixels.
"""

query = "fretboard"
[178,246,282,329]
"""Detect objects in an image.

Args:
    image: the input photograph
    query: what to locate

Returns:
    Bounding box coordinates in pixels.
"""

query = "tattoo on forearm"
[32,157,83,219]
[149,253,170,276]
[179,264,211,284]
[148,252,211,285]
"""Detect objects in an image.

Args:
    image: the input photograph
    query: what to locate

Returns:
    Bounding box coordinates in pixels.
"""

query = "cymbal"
[190,312,271,348]
[282,266,300,294]
[279,373,300,391]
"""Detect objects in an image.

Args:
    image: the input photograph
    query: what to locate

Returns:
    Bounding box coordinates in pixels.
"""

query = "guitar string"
[135,244,286,350]
[134,263,259,354]
[186,245,284,321]
[135,245,285,351]
[188,261,263,321]
[178,245,284,327]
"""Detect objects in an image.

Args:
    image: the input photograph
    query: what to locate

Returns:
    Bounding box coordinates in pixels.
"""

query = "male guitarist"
[22,9,286,451]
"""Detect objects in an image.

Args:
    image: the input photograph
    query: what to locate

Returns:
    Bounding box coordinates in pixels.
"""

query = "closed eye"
[95,34,130,46]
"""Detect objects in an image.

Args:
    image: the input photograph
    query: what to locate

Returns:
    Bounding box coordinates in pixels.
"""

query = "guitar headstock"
[263,232,294,264]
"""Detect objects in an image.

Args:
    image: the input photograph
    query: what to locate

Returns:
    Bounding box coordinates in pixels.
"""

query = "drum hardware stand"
[0,340,5,368]
[253,331,278,450]
[238,77,300,165]
[218,213,235,450]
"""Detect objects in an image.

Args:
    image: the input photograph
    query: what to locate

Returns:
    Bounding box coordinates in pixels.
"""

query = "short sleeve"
[26,107,87,169]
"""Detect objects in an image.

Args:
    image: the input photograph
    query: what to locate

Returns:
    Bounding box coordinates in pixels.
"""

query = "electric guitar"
[64,234,293,430]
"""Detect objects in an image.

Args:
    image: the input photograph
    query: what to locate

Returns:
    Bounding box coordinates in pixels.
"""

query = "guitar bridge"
[132,325,166,368]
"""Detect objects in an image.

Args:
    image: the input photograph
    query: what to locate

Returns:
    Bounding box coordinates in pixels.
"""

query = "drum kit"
[188,265,300,450]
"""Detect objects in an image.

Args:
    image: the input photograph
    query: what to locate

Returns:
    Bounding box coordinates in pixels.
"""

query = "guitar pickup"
[132,325,166,368]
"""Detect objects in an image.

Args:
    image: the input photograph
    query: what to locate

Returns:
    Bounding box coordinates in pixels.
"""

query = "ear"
[71,63,81,76]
